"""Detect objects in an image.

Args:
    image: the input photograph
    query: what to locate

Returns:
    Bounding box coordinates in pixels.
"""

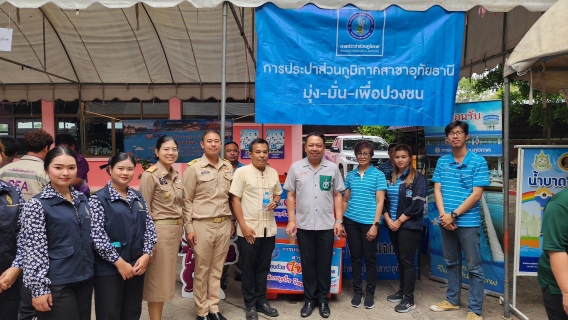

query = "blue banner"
[516,147,568,274]
[255,4,465,126]
[268,244,342,294]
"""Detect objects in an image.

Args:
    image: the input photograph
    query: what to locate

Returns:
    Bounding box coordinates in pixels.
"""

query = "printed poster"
[515,147,568,275]
[240,129,259,159]
[255,4,464,126]
[266,129,285,159]
[123,119,233,163]
[267,244,342,294]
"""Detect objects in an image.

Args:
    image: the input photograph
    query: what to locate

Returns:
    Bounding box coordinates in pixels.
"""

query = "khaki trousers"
[193,219,231,317]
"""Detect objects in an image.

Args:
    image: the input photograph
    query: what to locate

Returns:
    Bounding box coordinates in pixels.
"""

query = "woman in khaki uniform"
[139,136,185,320]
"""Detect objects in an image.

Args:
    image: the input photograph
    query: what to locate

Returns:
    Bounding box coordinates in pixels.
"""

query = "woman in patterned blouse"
[20,146,94,319]
[90,153,157,320]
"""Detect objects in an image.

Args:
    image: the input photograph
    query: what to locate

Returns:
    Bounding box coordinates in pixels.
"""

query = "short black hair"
[387,143,397,151]
[55,134,76,147]
[202,130,220,141]
[0,137,20,156]
[224,141,239,149]
[44,146,77,171]
[248,138,269,152]
[304,132,325,144]
[445,120,469,136]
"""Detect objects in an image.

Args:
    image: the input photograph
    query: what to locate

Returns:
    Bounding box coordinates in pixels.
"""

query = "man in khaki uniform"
[184,130,234,320]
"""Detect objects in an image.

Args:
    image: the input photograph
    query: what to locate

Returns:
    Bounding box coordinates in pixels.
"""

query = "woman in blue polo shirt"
[343,141,387,310]
[20,146,94,320]
[383,144,426,314]
[90,153,157,320]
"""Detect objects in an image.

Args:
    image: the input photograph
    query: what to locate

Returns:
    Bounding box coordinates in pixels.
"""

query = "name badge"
[110,242,121,248]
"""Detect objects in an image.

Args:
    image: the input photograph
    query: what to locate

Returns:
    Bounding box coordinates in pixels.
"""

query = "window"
[182,100,254,122]
[55,100,82,155]
[0,101,42,154]
[82,100,168,156]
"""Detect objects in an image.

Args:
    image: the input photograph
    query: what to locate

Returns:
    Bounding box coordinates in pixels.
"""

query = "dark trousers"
[389,228,421,301]
[543,286,568,320]
[94,274,145,320]
[36,277,94,320]
[297,228,334,304]
[0,273,22,320]
[239,236,275,308]
[344,217,378,296]
[18,286,35,320]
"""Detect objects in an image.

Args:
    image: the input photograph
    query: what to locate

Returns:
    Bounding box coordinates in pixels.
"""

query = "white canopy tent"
[502,1,568,318]
[0,0,556,102]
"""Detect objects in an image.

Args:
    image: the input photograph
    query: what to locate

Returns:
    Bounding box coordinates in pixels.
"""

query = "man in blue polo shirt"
[429,120,489,320]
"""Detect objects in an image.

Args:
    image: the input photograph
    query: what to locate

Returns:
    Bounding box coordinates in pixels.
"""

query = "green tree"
[472,64,568,141]
[355,125,400,143]
[456,76,498,103]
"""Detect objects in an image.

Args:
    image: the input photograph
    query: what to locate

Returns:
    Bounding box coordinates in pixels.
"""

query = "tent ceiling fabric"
[0,2,256,101]
[504,0,568,93]
[460,6,543,78]
[0,0,557,102]
[0,0,557,11]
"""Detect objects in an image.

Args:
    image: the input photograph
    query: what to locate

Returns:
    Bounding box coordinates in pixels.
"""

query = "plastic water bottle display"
[263,191,271,210]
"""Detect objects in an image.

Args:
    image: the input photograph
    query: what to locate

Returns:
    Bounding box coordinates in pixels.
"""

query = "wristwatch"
[450,212,458,219]
[374,221,380,227]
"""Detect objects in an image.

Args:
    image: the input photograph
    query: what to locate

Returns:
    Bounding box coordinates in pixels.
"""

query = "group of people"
[0,120,496,320]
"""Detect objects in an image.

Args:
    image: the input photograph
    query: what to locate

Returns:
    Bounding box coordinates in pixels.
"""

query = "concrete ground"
[92,187,548,320]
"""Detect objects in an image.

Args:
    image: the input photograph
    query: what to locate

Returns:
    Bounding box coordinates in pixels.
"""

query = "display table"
[266,225,346,299]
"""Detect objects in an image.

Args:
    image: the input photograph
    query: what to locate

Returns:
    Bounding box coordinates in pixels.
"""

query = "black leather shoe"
[245,306,258,320]
[300,302,316,318]
[256,302,279,317]
[318,303,331,318]
[196,317,207,320]
[207,313,227,320]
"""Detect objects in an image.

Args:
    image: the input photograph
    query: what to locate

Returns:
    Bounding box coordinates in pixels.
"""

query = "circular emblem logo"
[559,153,568,171]
[435,147,441,154]
[272,247,279,259]
[348,13,375,40]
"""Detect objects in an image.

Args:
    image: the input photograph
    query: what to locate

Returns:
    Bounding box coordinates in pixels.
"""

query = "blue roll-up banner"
[424,101,505,294]
[255,4,465,126]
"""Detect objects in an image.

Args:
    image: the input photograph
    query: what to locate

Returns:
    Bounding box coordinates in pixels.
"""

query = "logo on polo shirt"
[320,175,332,191]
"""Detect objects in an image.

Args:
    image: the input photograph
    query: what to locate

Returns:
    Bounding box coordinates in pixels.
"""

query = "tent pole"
[503,76,511,318]
[220,1,227,157]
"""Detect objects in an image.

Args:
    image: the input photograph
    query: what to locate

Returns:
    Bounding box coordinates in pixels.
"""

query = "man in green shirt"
[537,188,568,320]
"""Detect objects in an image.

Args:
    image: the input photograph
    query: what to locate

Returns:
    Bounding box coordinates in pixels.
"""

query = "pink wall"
[233,123,303,176]
[39,99,304,192]
[41,100,55,141]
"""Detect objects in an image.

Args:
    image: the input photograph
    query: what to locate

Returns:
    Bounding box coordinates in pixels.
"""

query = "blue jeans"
[440,226,484,315]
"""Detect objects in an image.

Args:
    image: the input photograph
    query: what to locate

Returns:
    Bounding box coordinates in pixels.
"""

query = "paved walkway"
[92,194,547,320]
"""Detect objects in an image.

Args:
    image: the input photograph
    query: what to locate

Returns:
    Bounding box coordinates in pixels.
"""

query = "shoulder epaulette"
[146,165,158,173]
[223,158,231,164]
[187,159,198,166]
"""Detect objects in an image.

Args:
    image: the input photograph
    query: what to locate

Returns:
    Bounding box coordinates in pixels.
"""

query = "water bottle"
[262,191,271,210]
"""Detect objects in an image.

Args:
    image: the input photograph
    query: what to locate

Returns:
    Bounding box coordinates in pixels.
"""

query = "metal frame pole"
[220,1,227,158]
[503,76,511,318]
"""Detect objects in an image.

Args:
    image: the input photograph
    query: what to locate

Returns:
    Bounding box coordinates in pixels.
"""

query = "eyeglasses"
[448,131,465,137]
[161,148,179,153]
[356,152,371,157]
